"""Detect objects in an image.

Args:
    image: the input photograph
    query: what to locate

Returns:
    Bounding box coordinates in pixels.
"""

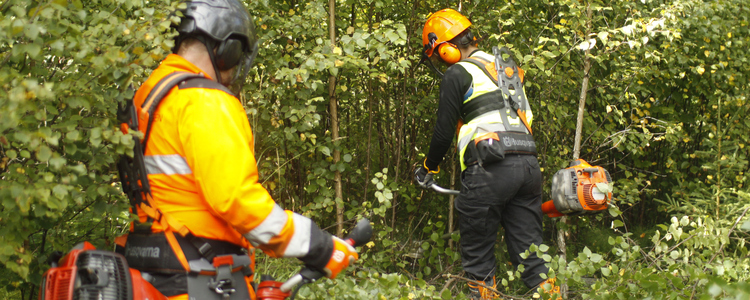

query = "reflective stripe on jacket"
[455,51,534,170]
[132,54,315,259]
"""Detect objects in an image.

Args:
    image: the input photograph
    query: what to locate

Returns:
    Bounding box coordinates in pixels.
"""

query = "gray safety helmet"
[174,0,259,91]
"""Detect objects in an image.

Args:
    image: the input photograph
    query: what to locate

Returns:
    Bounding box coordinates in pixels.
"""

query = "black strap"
[141,73,240,152]
[461,90,506,123]
[174,234,246,262]
[179,77,236,96]
[141,72,207,152]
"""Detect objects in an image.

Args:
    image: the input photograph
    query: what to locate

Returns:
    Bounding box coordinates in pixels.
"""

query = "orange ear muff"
[437,42,461,65]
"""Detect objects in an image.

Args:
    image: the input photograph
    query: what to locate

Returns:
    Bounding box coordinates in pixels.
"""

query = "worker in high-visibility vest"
[413,8,557,300]
[116,1,356,299]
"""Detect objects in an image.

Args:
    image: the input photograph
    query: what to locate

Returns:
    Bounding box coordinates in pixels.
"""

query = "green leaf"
[67,130,80,141]
[14,132,31,143]
[343,153,352,162]
[319,146,331,156]
[595,182,613,194]
[441,289,451,299]
[740,220,750,232]
[37,146,52,162]
[53,185,68,199]
[708,284,722,296]
[613,220,624,228]
[23,43,43,59]
[49,157,66,170]
[24,24,41,40]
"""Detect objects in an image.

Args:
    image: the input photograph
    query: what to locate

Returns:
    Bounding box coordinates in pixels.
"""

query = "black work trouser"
[456,154,548,288]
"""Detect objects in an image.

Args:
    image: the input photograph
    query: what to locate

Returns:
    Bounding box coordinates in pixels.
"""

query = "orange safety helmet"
[422,9,472,65]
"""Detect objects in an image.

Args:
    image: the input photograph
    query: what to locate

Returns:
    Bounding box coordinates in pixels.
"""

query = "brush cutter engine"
[541,159,613,218]
[38,242,167,300]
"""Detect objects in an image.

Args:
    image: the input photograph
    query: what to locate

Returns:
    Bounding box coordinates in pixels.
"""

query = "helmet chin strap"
[196,35,223,85]
[420,52,444,77]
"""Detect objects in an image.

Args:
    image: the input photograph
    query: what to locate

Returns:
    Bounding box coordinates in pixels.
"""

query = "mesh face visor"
[228,41,259,94]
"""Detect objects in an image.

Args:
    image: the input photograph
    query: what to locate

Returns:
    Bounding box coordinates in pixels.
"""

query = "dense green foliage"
[1,0,748,299]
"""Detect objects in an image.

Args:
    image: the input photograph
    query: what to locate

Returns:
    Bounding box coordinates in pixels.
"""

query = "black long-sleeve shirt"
[424,50,481,171]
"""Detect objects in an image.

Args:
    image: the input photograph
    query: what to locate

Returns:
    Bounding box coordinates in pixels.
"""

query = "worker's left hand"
[413,164,436,189]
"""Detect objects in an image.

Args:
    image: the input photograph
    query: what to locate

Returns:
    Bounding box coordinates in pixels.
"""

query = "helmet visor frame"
[228,40,259,94]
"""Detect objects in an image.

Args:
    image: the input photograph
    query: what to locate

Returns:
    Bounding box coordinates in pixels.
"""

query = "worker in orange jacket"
[116,1,357,299]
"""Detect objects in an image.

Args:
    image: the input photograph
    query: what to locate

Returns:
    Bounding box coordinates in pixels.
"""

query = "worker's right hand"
[322,236,358,279]
[413,161,437,189]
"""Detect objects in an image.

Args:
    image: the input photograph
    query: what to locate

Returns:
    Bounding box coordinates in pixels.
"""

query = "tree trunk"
[561,3,593,298]
[715,95,721,219]
[364,73,373,205]
[327,0,343,236]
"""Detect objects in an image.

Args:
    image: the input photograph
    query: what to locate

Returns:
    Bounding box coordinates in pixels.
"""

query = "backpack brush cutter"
[541,159,614,218]
[38,242,167,300]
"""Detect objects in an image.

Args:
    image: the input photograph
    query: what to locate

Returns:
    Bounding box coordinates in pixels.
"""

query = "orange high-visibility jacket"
[131,54,330,265]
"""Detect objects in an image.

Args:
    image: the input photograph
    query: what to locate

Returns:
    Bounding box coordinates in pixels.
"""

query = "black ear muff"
[216,39,243,70]
[465,31,475,46]
[457,31,475,47]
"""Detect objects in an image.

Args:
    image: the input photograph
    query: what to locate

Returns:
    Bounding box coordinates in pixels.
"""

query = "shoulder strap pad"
[461,57,499,86]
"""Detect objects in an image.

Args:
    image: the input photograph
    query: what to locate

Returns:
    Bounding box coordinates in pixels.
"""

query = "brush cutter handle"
[430,184,460,195]
[278,219,372,293]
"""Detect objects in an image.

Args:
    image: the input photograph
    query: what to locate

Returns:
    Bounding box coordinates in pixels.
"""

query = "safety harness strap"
[461,90,506,123]
[461,54,533,135]
[119,72,240,264]
[462,57,500,86]
[141,72,207,150]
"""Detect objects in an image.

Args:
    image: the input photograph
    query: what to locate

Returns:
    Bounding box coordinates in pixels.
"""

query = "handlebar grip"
[279,218,373,293]
[345,218,372,247]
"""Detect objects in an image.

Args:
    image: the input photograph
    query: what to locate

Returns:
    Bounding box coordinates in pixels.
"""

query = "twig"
[442,274,527,300]
[440,276,457,296]
[689,205,750,299]
[646,233,696,269]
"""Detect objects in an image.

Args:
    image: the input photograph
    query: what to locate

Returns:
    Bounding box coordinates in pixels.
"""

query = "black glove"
[413,162,437,189]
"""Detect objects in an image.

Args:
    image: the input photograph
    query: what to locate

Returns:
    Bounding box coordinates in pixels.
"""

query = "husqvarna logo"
[125,246,160,258]
[502,135,536,148]
[503,136,513,147]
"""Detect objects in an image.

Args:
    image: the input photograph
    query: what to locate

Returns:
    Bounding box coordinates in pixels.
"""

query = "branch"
[689,205,750,299]
[442,274,528,300]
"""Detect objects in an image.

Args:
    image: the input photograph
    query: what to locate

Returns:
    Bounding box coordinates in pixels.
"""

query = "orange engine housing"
[39,241,167,300]
[542,159,613,218]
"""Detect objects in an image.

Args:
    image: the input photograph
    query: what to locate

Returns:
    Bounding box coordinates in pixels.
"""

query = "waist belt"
[124,231,246,274]
[123,231,251,297]
[463,131,537,167]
